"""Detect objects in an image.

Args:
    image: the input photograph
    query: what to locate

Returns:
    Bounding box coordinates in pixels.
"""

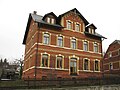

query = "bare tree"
[15,56,24,79]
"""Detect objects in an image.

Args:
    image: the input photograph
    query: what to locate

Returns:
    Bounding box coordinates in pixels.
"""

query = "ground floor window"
[84,59,89,70]
[94,60,99,71]
[56,56,63,68]
[42,54,48,67]
[70,58,77,75]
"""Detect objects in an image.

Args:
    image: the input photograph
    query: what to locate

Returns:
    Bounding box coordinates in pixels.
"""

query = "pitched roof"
[23,13,63,44]
[23,8,106,44]
[42,12,57,20]
[84,31,106,39]
[111,40,120,45]
[86,23,97,29]
[58,8,89,25]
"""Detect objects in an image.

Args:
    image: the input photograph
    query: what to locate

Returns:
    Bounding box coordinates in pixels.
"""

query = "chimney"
[33,11,37,14]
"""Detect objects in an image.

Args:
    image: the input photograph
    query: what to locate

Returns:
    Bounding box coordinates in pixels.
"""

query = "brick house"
[103,40,120,76]
[22,8,106,80]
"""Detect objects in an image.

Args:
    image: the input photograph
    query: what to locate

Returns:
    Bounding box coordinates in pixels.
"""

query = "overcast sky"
[0,0,120,62]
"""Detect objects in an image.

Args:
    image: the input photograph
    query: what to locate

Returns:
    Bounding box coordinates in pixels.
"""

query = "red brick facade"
[22,8,105,80]
[103,40,120,75]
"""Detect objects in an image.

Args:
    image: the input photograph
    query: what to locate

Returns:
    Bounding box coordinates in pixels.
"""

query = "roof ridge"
[111,40,120,45]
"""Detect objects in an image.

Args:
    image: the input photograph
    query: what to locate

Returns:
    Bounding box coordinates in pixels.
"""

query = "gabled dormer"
[85,23,97,34]
[42,12,57,24]
[58,8,89,26]
[85,23,106,40]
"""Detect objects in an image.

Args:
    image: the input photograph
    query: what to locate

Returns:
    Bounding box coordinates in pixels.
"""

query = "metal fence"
[0,76,120,89]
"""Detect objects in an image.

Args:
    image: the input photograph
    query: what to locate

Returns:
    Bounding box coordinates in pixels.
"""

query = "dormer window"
[47,17,55,24]
[47,17,50,23]
[89,28,95,34]
[91,28,95,34]
[51,18,55,24]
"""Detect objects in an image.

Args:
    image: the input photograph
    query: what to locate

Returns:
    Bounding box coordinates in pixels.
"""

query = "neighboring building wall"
[103,40,120,76]
[22,9,105,80]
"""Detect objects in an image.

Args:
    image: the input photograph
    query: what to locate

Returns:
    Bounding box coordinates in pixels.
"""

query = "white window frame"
[47,17,50,23]
[57,36,63,47]
[71,38,77,49]
[94,60,100,71]
[83,59,90,71]
[67,21,72,30]
[83,41,88,51]
[51,18,55,24]
[56,55,64,69]
[41,53,50,68]
[43,33,50,45]
[94,43,98,53]
[75,23,80,32]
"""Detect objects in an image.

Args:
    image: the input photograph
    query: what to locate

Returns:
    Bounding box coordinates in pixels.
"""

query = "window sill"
[70,73,78,76]
[94,70,100,72]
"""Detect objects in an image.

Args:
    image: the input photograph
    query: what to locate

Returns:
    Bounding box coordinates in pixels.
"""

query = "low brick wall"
[16,85,120,90]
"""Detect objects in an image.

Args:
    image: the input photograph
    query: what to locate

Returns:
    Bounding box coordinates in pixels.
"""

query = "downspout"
[34,22,40,87]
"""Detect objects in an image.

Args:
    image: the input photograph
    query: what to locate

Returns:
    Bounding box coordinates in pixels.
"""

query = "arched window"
[70,58,77,75]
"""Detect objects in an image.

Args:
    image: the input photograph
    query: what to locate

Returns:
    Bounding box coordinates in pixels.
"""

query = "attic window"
[89,28,95,34]
[47,17,50,23]
[51,18,55,24]
[67,21,72,30]
[91,29,95,34]
[75,23,80,32]
[47,17,55,24]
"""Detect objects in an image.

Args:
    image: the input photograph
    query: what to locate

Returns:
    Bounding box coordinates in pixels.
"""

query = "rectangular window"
[67,21,72,30]
[94,43,98,53]
[70,58,77,75]
[88,28,92,33]
[51,18,55,24]
[75,24,80,31]
[91,29,95,34]
[84,41,88,51]
[94,61,99,71]
[109,63,113,70]
[71,39,76,49]
[56,56,63,68]
[84,59,89,70]
[47,17,50,23]
[43,33,49,44]
[57,36,63,47]
[42,54,48,67]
